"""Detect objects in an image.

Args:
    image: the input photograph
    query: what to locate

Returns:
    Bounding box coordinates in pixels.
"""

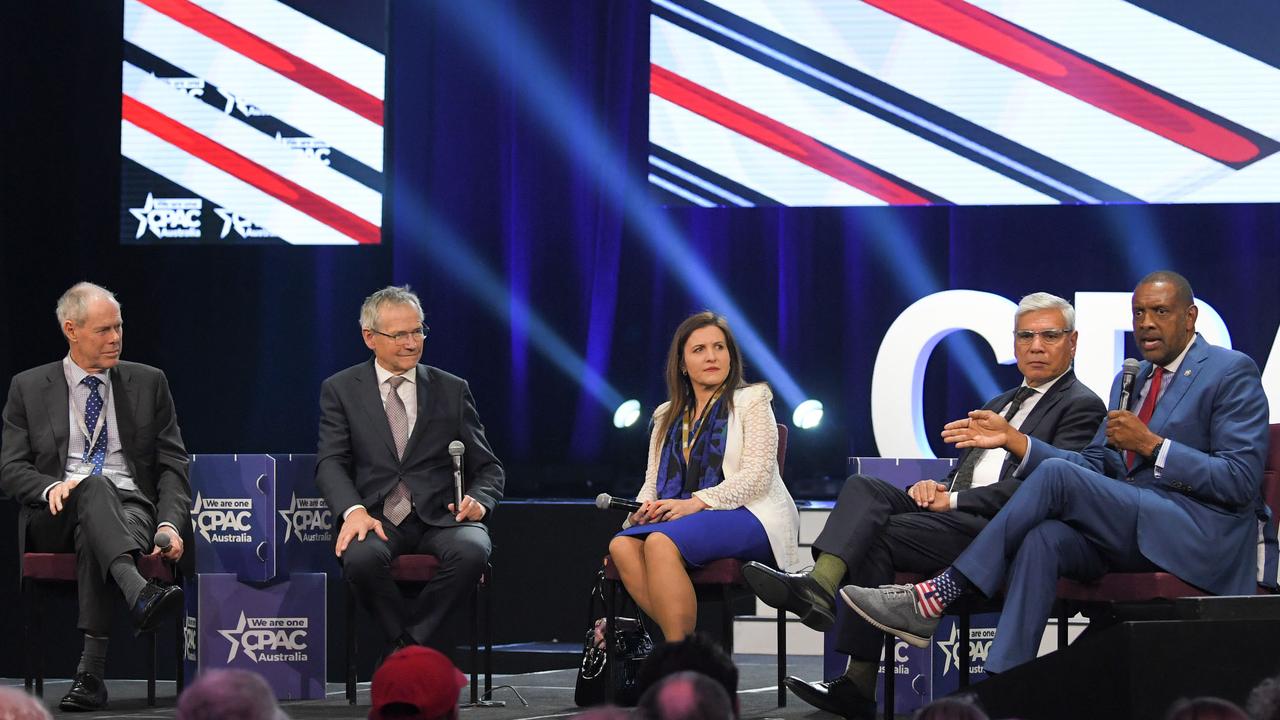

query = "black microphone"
[448,440,465,511]
[1117,357,1141,411]
[154,530,171,552]
[595,493,642,512]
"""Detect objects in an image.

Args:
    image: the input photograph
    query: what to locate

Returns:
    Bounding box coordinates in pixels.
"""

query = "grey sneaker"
[838,583,939,648]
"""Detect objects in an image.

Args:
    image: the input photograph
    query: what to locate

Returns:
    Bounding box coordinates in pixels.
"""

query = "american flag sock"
[912,567,969,618]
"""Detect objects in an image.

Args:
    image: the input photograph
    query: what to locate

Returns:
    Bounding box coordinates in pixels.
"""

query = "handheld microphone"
[1117,358,1141,411]
[448,441,465,512]
[595,493,643,513]
[154,530,171,552]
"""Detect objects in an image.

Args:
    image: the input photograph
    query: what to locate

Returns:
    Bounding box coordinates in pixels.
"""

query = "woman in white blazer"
[609,311,802,642]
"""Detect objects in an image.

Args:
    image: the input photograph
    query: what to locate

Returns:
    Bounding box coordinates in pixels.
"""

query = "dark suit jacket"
[316,361,504,528]
[946,369,1106,519]
[1,360,192,562]
[1023,336,1269,595]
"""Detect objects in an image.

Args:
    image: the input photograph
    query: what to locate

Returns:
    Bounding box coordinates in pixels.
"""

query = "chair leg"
[484,565,493,698]
[605,578,619,704]
[1057,602,1070,650]
[882,633,895,720]
[776,606,786,707]
[175,607,185,695]
[469,579,479,705]
[345,582,357,705]
[147,629,157,706]
[721,586,734,655]
[959,612,971,687]
[21,577,33,694]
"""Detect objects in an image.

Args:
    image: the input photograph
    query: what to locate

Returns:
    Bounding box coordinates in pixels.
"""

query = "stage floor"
[3,654,882,719]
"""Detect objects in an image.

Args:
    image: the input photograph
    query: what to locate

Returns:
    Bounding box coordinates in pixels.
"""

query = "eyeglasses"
[370,325,428,344]
[1013,328,1070,345]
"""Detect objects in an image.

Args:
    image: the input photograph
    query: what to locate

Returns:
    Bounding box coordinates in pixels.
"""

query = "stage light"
[613,400,642,429]
[792,399,824,429]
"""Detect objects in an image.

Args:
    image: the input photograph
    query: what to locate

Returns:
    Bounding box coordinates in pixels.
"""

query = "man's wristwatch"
[1147,438,1163,465]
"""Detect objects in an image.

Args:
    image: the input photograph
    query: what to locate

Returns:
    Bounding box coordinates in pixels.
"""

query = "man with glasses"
[841,271,1269,677]
[742,292,1105,719]
[317,285,504,655]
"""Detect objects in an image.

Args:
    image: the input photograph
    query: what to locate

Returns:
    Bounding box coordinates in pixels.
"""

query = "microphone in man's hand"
[154,530,171,553]
[1117,357,1141,411]
[448,441,465,512]
[595,493,642,513]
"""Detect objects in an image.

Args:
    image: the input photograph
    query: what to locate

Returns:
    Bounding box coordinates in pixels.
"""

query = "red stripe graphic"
[651,64,932,205]
[136,0,383,127]
[863,0,1261,165]
[122,94,380,244]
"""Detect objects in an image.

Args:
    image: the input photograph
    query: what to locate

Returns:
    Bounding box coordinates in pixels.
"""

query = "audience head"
[636,633,738,718]
[1012,292,1077,387]
[1133,270,1198,365]
[0,687,52,720]
[175,668,285,720]
[636,671,732,720]
[369,645,467,720]
[911,695,989,720]
[1248,675,1280,720]
[1164,697,1248,720]
[659,311,747,440]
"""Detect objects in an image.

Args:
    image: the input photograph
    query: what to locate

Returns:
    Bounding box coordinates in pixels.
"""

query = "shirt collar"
[63,354,110,388]
[374,360,416,387]
[1022,369,1067,396]
[1155,336,1196,377]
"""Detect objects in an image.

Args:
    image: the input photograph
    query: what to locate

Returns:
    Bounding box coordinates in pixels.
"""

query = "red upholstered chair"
[601,424,790,707]
[20,552,183,706]
[343,556,493,704]
[1053,423,1280,640]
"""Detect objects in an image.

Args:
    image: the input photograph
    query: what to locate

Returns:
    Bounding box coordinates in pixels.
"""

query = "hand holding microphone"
[152,527,183,560]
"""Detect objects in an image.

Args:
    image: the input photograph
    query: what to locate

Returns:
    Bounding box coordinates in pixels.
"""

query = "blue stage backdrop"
[2,1,1279,508]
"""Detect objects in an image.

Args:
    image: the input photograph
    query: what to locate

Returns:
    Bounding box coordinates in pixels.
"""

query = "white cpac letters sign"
[871,291,1250,458]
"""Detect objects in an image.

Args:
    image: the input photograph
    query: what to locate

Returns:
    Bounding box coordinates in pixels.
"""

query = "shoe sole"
[742,565,835,632]
[838,586,931,649]
[783,678,874,719]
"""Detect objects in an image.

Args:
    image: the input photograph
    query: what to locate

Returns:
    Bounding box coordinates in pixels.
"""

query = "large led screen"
[649,0,1280,207]
[120,0,385,245]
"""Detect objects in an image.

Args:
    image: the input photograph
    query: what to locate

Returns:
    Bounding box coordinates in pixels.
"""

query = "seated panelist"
[607,311,804,643]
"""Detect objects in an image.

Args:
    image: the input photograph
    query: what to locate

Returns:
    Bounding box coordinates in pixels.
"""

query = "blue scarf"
[656,393,730,500]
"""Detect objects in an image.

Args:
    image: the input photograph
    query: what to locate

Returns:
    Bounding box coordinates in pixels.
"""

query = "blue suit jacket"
[1021,335,1269,595]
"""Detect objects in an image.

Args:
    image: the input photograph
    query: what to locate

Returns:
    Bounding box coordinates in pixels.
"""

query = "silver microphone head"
[1122,357,1141,377]
[595,493,612,510]
[448,440,465,457]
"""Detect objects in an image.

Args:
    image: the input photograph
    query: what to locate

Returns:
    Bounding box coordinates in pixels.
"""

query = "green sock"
[843,658,877,696]
[809,553,847,597]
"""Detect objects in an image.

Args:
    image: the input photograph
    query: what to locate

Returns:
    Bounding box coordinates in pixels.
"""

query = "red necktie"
[1127,367,1165,469]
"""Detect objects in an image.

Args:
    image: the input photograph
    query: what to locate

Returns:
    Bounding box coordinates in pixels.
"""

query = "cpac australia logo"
[218,612,309,663]
[212,207,274,240]
[190,492,254,543]
[275,132,331,165]
[184,615,199,662]
[129,193,202,239]
[936,624,995,676]
[278,493,333,544]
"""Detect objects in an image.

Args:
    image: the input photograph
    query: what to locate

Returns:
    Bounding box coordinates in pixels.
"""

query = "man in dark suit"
[842,271,1270,676]
[317,285,504,654]
[1,282,189,711]
[743,292,1105,718]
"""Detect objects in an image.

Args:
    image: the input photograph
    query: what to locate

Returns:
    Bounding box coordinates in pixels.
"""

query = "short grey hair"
[1016,292,1075,331]
[359,285,424,331]
[56,282,119,328]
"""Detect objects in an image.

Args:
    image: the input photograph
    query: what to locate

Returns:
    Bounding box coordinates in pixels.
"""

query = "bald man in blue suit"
[840,270,1270,674]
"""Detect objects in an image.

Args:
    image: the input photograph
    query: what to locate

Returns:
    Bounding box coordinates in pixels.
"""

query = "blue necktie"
[82,376,109,475]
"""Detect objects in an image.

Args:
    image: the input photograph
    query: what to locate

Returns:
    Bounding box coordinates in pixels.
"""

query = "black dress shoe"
[742,561,835,631]
[131,580,183,634]
[784,675,876,719]
[60,671,108,711]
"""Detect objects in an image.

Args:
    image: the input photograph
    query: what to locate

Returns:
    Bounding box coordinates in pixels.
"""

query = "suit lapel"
[1016,370,1072,438]
[1147,336,1206,435]
[356,360,400,460]
[110,365,141,478]
[951,386,1017,475]
[42,363,71,470]
[401,365,432,459]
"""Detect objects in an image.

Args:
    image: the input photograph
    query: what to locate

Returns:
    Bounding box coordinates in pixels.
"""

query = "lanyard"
[680,387,724,463]
[70,377,111,459]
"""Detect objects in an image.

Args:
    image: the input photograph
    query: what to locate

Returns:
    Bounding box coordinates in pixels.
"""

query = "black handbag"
[574,570,654,707]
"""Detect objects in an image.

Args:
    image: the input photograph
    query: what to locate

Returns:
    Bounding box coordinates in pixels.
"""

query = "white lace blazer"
[634,383,803,572]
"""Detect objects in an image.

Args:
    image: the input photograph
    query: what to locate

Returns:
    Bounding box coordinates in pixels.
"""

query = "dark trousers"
[813,475,987,660]
[26,474,155,635]
[340,509,491,646]
[953,459,1156,673]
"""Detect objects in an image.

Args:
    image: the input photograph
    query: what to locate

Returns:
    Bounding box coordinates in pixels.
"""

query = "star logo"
[935,621,963,675]
[218,612,252,663]
[128,193,156,239]
[279,494,301,544]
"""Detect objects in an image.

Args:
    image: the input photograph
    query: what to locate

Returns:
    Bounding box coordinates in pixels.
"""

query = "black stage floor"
[2,654,886,720]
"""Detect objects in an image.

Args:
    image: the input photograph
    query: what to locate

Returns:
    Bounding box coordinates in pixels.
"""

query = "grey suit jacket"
[315,361,504,528]
[1,360,192,556]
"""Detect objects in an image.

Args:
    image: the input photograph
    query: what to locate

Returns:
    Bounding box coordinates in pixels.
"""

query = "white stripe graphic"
[651,95,885,206]
[193,0,385,101]
[123,63,382,225]
[965,0,1280,139]
[122,123,358,245]
[652,16,1056,205]
[702,0,1227,200]
[649,174,717,206]
[650,155,755,206]
[125,0,383,172]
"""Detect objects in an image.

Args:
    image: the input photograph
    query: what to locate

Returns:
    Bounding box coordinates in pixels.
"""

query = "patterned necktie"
[1127,367,1166,469]
[950,385,1037,492]
[82,376,109,475]
[382,375,412,525]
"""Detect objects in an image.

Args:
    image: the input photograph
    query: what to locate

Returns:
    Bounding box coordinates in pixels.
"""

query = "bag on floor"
[573,569,654,707]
